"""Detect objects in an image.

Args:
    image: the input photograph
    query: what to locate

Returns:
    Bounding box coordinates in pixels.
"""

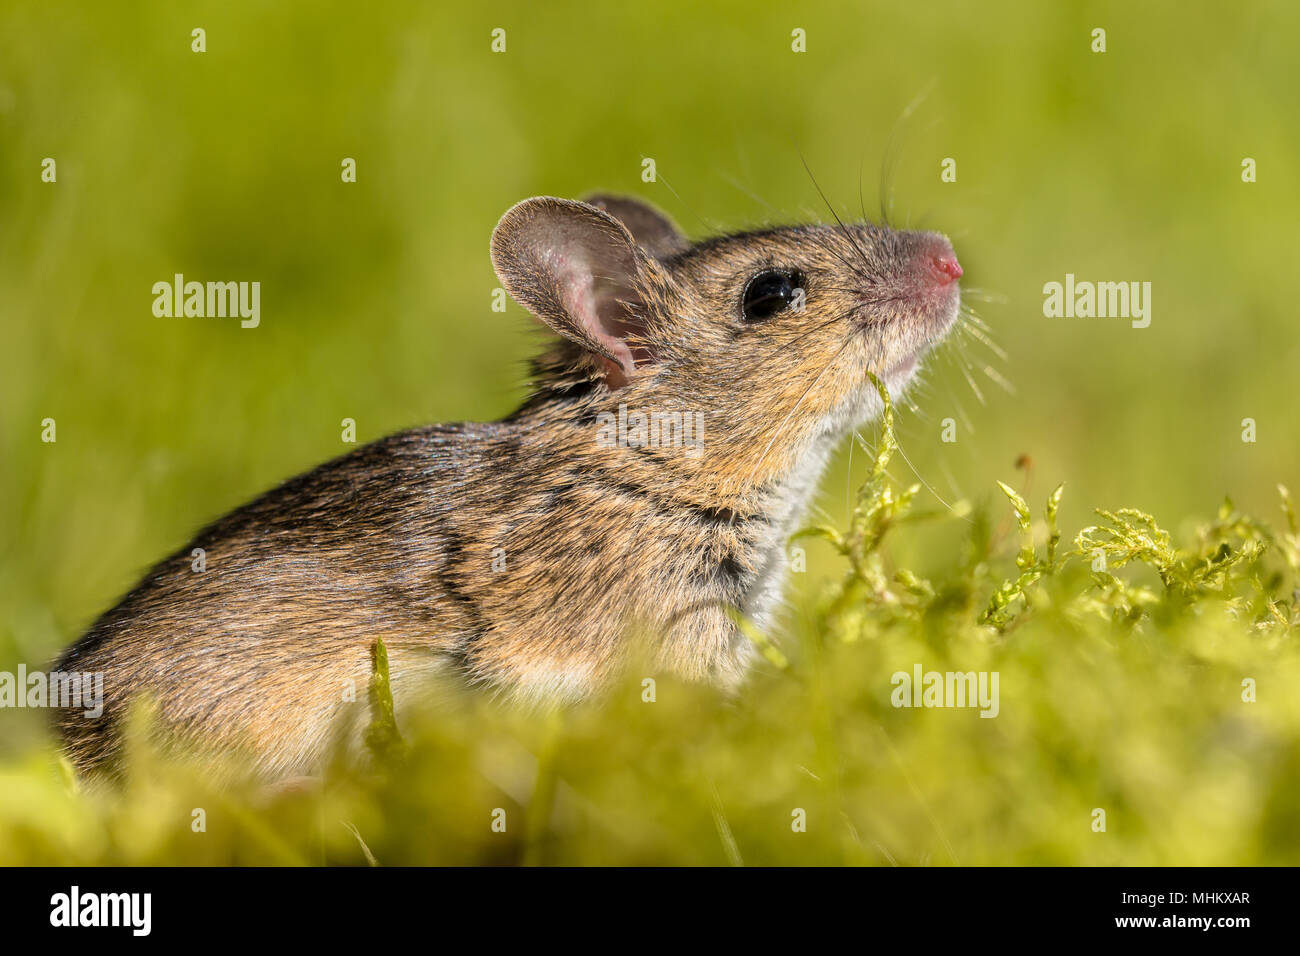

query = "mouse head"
[491,194,962,492]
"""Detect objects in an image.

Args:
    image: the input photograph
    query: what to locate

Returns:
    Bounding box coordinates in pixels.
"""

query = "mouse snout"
[920,238,962,287]
[929,252,963,284]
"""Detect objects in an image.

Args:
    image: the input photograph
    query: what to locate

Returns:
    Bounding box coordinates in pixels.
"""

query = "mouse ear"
[491,197,652,389]
[582,194,688,258]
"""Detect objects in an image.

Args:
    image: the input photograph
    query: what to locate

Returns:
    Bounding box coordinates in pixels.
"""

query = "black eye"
[742,269,804,323]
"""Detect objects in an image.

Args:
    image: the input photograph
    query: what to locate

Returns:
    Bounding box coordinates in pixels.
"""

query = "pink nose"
[929,254,963,284]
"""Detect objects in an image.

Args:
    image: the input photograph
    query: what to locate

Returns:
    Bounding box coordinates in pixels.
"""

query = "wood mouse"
[53,193,964,779]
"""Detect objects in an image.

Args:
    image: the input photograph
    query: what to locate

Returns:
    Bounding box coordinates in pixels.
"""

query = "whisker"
[805,231,867,277]
[945,379,975,433]
[878,86,935,228]
[858,151,869,223]
[956,360,986,406]
[894,436,973,523]
[748,305,859,360]
[845,425,857,516]
[719,171,779,216]
[981,364,1017,395]
[652,169,718,235]
[958,288,1008,305]
[800,152,876,273]
[958,318,1007,361]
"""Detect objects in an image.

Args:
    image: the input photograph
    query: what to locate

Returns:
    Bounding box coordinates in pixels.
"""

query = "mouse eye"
[742,269,804,323]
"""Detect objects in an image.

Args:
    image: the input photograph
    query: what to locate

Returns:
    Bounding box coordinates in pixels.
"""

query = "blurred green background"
[1,1,1297,863]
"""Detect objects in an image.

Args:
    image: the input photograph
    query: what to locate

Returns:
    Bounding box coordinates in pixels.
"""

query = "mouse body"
[54,194,964,779]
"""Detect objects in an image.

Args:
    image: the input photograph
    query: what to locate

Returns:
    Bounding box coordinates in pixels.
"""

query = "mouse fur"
[53,193,964,779]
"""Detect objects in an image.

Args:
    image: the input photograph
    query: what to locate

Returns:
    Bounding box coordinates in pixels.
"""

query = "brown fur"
[53,194,963,780]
